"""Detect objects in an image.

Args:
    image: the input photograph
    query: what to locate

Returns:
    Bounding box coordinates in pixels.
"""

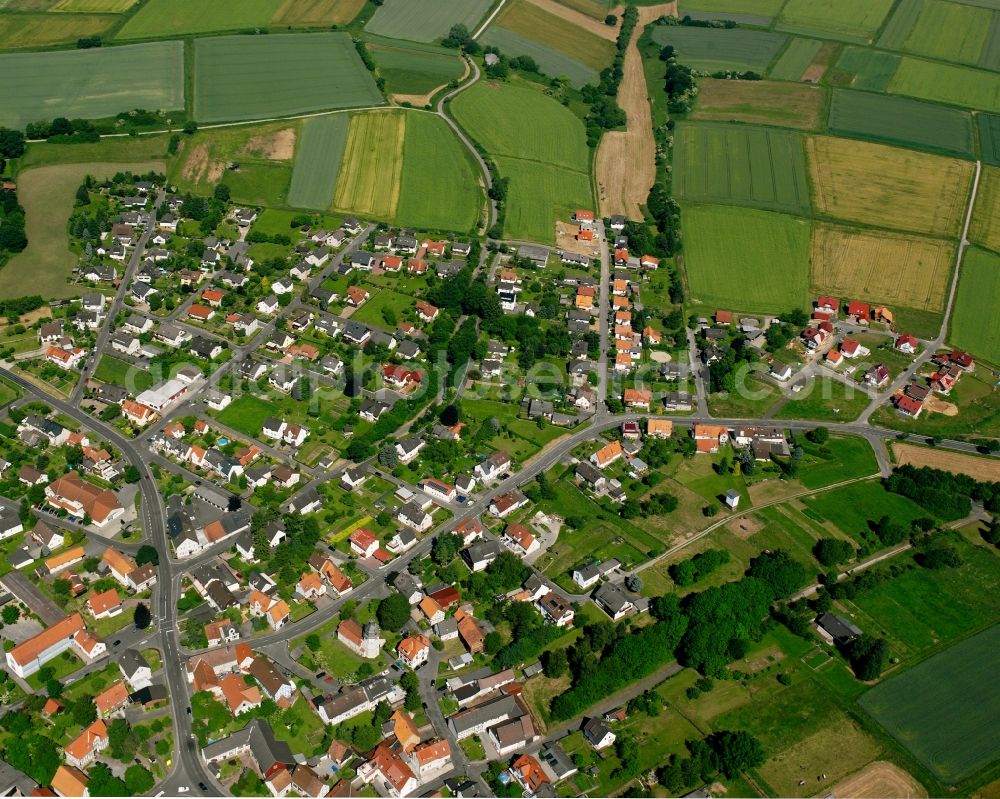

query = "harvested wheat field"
[595,3,674,218]
[806,135,973,237]
[526,0,618,39]
[241,128,296,160]
[825,761,926,799]
[893,443,1000,482]
[333,110,404,219]
[811,224,954,313]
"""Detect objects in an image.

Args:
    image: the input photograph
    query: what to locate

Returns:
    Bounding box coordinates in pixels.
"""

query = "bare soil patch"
[728,515,763,538]
[241,127,296,161]
[802,41,839,84]
[555,221,600,257]
[595,3,674,218]
[180,142,224,184]
[923,394,958,416]
[894,443,1000,482]
[526,0,618,40]
[826,761,926,799]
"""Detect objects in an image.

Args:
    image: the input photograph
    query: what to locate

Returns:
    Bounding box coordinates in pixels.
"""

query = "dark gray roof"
[120,647,150,677]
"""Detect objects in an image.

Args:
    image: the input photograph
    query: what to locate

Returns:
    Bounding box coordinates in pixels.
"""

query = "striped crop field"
[288,115,350,211]
[333,110,405,220]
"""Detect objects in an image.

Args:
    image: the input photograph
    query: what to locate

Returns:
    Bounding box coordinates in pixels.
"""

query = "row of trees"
[886,464,999,520]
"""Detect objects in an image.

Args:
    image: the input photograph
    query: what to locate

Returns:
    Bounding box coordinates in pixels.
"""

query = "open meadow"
[810,224,954,315]
[950,247,1000,365]
[270,0,365,26]
[828,89,975,157]
[806,135,973,237]
[879,0,994,67]
[677,0,783,25]
[888,57,1000,114]
[116,0,280,38]
[366,39,465,99]
[861,623,1000,784]
[365,0,494,43]
[969,165,1000,253]
[768,37,823,81]
[2,160,164,301]
[287,115,349,211]
[497,158,593,243]
[0,12,112,49]
[333,110,404,221]
[682,204,810,314]
[0,41,183,130]
[192,33,383,123]
[690,79,825,130]
[834,46,901,92]
[777,0,896,42]
[649,25,787,73]
[673,123,811,215]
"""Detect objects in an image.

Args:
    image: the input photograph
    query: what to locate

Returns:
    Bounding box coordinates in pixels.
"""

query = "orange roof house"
[647,419,673,438]
[94,681,129,717]
[187,303,214,320]
[44,546,86,574]
[391,710,421,753]
[102,547,137,582]
[591,439,623,468]
[623,388,651,408]
[87,588,122,618]
[692,423,729,453]
[65,719,108,768]
[51,765,89,798]
[46,471,124,526]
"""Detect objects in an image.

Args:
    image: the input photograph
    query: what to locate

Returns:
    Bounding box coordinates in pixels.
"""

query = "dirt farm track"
[824,761,926,799]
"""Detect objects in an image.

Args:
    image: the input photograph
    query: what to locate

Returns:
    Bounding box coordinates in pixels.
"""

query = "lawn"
[395,112,483,232]
[950,246,1000,365]
[681,204,811,315]
[776,0,896,42]
[860,623,1000,783]
[479,25,598,89]
[802,479,931,542]
[773,377,873,423]
[828,89,975,158]
[806,135,973,238]
[93,355,154,392]
[288,115,350,211]
[0,42,183,130]
[796,435,879,489]
[888,57,1000,114]
[116,0,282,38]
[364,0,494,43]
[215,395,280,437]
[2,160,164,301]
[332,110,404,220]
[350,288,413,330]
[705,373,780,419]
[293,619,368,679]
[690,78,825,130]
[192,33,383,124]
[673,122,811,215]
[367,41,465,97]
[0,12,112,50]
[649,25,787,73]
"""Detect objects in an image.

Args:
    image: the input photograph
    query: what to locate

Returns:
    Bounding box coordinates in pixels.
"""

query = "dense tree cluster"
[580,5,636,146]
[886,464,1000,520]
[813,537,855,567]
[0,185,27,255]
[669,548,731,586]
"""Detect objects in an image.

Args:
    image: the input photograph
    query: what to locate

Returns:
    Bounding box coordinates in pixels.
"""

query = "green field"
[0,13,113,50]
[768,37,823,80]
[677,0,779,26]
[479,25,598,89]
[367,41,465,97]
[93,355,154,392]
[116,0,282,38]
[287,115,349,211]
[773,377,872,423]
[682,204,811,314]
[395,112,482,232]
[52,0,136,10]
[835,46,902,92]
[802,480,930,542]
[492,0,615,70]
[777,0,896,42]
[365,0,494,43]
[673,123,811,214]
[880,0,992,65]
[215,395,279,437]
[2,160,164,301]
[950,247,1000,364]
[888,57,1000,113]
[0,42,183,130]
[979,113,1000,166]
[860,624,1000,783]
[828,89,974,157]
[452,82,593,242]
[192,33,383,123]
[649,25,787,73]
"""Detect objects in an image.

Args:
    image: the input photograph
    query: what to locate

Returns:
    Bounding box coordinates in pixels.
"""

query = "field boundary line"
[473,0,509,38]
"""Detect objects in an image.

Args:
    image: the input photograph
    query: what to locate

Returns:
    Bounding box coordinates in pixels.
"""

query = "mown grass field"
[367,41,465,97]
[880,0,993,66]
[888,57,1000,114]
[93,355,153,392]
[806,135,973,237]
[682,204,811,314]
[490,0,616,71]
[270,0,365,26]
[215,395,279,437]
[116,0,281,38]
[673,123,811,214]
[395,112,482,232]
[497,158,593,243]
[828,89,974,157]
[969,165,1000,253]
[287,115,349,211]
[950,247,1000,364]
[772,376,872,422]
[365,0,494,43]
[811,224,954,314]
[192,33,383,123]
[332,110,404,220]
[802,480,929,543]
[691,79,825,130]
[0,41,183,130]
[768,37,823,80]
[479,26,597,88]
[649,25,787,72]
[0,12,112,49]
[777,0,896,42]
[2,160,164,301]
[860,623,1000,783]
